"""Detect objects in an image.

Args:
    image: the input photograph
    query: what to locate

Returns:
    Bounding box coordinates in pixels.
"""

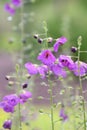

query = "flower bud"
[38,38,43,44]
[71,46,77,53]
[22,83,28,89]
[47,37,53,43]
[3,120,12,129]
[33,34,38,39]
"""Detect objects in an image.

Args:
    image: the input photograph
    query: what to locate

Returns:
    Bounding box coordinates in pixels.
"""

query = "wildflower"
[47,37,53,43]
[54,36,67,52]
[59,108,68,122]
[19,91,32,104]
[73,61,87,76]
[11,0,21,7]
[38,65,48,78]
[3,94,19,106]
[3,120,12,129]
[4,3,15,15]
[37,50,56,66]
[50,63,67,78]
[25,62,38,75]
[0,102,14,113]
[59,55,75,70]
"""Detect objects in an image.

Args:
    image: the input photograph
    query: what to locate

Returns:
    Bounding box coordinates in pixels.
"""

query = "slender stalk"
[48,76,54,130]
[77,40,86,130]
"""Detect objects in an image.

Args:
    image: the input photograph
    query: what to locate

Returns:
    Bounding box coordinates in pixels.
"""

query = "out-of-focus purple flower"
[3,94,19,106]
[54,36,67,52]
[59,55,75,70]
[73,61,87,76]
[4,3,15,15]
[59,108,68,122]
[25,62,38,75]
[37,50,56,66]
[3,120,12,129]
[50,63,67,78]
[11,0,21,7]
[38,65,48,78]
[19,91,32,104]
[0,102,14,113]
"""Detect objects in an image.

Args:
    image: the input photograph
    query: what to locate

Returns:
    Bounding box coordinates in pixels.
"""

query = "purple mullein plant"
[3,120,12,129]
[37,49,56,66]
[54,36,67,52]
[4,3,15,15]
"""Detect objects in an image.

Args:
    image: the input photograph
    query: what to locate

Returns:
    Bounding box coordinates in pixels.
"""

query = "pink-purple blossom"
[0,102,14,113]
[3,94,19,106]
[59,108,68,122]
[73,61,87,76]
[37,50,56,66]
[19,91,32,104]
[38,65,48,78]
[54,36,67,52]
[58,55,75,71]
[11,0,21,7]
[4,3,15,15]
[25,62,38,75]
[50,63,67,78]
[3,120,12,129]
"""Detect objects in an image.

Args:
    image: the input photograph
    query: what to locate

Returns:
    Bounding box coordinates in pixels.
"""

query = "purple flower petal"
[25,62,38,75]
[37,50,56,66]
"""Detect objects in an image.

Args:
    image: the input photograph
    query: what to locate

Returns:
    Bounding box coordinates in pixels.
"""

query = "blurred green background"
[0,0,87,62]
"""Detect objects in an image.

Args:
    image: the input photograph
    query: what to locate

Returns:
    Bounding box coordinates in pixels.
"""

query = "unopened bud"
[25,74,31,79]
[47,37,53,43]
[71,46,77,53]
[33,34,38,39]
[8,81,14,86]
[5,75,10,80]
[22,83,28,89]
[38,38,43,44]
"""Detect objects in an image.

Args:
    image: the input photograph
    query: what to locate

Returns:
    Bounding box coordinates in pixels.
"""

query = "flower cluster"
[0,91,32,113]
[4,0,21,15]
[25,36,87,78]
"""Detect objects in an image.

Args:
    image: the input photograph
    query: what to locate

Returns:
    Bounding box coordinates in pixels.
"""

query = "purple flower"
[73,61,87,76]
[37,50,56,66]
[50,63,67,78]
[0,102,14,113]
[59,108,68,122]
[3,94,19,106]
[4,3,15,15]
[25,62,38,75]
[59,55,75,70]
[3,120,12,129]
[19,91,32,104]
[38,65,48,78]
[11,0,21,7]
[54,36,67,52]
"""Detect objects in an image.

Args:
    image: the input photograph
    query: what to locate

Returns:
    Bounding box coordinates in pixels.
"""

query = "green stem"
[78,45,86,130]
[48,77,54,130]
